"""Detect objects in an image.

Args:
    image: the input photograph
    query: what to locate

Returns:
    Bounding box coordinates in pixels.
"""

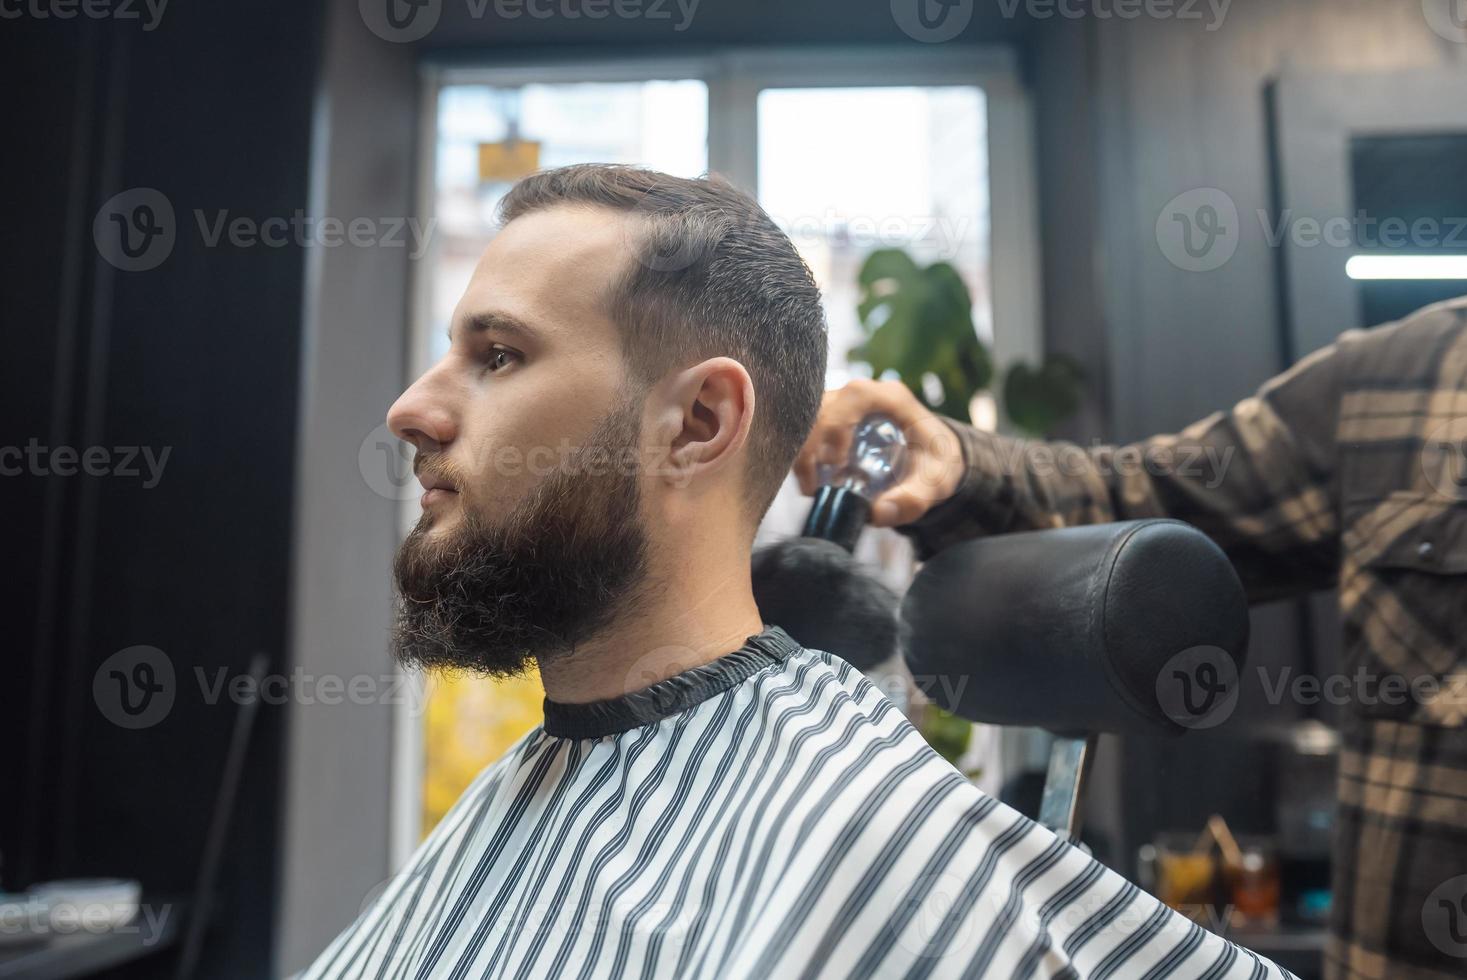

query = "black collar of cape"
[541,625,803,739]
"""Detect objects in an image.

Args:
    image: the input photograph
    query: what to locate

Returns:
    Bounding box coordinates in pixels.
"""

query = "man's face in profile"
[385,206,653,676]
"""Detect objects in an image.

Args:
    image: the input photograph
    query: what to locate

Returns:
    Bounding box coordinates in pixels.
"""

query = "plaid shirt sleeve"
[897,341,1347,604]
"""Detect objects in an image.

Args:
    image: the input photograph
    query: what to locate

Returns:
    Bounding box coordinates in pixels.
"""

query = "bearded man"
[300,165,1292,979]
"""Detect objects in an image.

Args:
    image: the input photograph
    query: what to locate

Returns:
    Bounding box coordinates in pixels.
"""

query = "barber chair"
[901,519,1249,843]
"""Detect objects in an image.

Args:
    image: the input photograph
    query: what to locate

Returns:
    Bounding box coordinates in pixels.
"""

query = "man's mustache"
[412,452,466,491]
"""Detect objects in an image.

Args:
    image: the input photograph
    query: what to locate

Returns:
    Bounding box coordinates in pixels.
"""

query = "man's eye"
[485,347,519,373]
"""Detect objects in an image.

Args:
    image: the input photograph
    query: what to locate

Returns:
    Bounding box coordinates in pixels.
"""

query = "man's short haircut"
[498,164,828,523]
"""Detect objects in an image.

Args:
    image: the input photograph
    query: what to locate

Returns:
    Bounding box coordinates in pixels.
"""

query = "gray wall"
[2,4,325,977]
[1037,0,1466,442]
[1029,0,1467,877]
[276,0,418,972]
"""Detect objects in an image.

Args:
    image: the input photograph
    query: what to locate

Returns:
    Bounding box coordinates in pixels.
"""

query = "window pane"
[756,87,990,387]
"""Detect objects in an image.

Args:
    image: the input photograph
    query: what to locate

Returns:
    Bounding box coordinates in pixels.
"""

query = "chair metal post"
[1037,734,1098,843]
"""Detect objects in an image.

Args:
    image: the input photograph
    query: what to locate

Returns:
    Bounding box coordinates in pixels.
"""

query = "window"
[403,51,1035,848]
[757,86,991,383]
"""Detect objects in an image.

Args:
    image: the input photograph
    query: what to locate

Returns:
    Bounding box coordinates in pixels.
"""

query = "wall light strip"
[1345,254,1467,280]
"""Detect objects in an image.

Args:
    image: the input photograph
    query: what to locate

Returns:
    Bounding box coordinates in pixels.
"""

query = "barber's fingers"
[868,417,966,527]
[794,380,966,529]
[869,486,931,528]
[794,380,927,495]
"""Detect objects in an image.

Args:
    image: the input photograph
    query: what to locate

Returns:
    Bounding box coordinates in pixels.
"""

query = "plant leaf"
[1003,356,1084,436]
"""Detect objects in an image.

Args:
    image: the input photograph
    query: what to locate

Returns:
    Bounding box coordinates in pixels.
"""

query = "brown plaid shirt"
[898,297,1467,979]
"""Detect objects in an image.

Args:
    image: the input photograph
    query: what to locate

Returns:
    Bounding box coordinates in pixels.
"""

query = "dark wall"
[0,4,324,977]
[1035,0,1463,447]
[1027,0,1466,881]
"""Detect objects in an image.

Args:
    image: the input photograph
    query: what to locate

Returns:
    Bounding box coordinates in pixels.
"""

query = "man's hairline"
[496,197,794,531]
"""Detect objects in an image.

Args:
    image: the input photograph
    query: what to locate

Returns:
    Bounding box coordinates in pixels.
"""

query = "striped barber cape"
[301,626,1294,980]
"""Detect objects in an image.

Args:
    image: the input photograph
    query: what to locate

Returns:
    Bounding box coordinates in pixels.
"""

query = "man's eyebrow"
[451,311,540,345]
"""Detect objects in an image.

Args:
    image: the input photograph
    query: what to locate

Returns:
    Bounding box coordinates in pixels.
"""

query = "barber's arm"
[795,345,1347,604]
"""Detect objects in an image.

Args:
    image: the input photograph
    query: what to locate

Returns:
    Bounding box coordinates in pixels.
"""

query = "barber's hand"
[794,379,966,528]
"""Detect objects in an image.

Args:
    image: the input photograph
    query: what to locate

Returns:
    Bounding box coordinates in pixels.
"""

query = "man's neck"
[536,556,766,705]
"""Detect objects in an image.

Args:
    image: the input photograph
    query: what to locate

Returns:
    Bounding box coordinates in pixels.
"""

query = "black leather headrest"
[901,520,1249,736]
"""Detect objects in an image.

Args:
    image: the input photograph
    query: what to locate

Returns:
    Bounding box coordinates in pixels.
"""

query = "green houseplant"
[852,248,1083,436]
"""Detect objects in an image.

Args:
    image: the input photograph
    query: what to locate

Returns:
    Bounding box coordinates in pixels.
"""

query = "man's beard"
[391,400,651,677]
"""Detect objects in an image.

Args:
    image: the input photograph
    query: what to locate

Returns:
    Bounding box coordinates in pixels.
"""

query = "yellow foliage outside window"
[421,669,544,836]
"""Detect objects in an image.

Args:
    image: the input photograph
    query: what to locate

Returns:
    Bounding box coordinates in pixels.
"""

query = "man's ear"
[656,357,755,487]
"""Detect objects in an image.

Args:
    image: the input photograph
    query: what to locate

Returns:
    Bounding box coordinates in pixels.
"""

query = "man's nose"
[387,374,457,453]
